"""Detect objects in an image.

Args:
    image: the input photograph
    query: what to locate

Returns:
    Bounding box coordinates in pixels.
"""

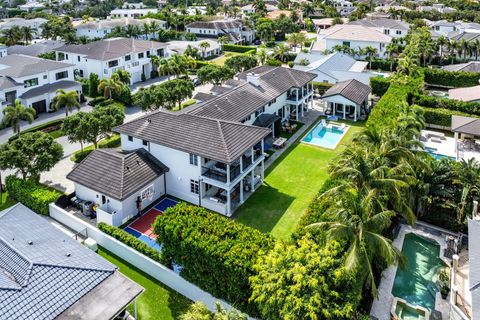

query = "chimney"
[246,73,260,86]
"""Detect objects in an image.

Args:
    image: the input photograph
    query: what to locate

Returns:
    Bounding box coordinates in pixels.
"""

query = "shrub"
[370,76,390,97]
[193,60,211,70]
[422,107,477,127]
[369,58,397,72]
[8,119,64,142]
[265,59,282,67]
[88,96,107,106]
[409,93,480,116]
[98,223,163,261]
[423,68,480,88]
[153,203,275,315]
[223,44,257,54]
[312,81,333,94]
[71,134,121,163]
[288,61,294,68]
[6,176,62,215]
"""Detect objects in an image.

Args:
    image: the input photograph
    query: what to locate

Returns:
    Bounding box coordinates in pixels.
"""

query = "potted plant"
[441,285,449,299]
[439,269,450,299]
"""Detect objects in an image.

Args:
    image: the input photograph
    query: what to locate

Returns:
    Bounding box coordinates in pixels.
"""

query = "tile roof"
[7,40,65,57]
[67,148,168,200]
[56,37,167,61]
[320,24,392,42]
[186,19,243,30]
[73,18,166,30]
[348,18,409,30]
[193,92,215,102]
[0,76,21,90]
[0,204,118,320]
[322,78,371,104]
[451,115,480,135]
[19,80,81,99]
[442,61,480,73]
[0,54,74,78]
[448,31,480,42]
[114,111,270,164]
[448,85,480,102]
[185,66,316,122]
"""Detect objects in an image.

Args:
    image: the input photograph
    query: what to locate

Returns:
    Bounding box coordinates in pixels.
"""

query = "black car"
[192,78,202,87]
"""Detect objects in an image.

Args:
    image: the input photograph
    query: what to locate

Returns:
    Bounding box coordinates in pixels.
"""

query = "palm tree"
[1,27,21,46]
[113,69,131,85]
[97,77,123,99]
[51,89,80,116]
[385,43,400,71]
[273,43,288,62]
[20,26,35,44]
[2,99,36,135]
[257,47,268,65]
[158,58,174,80]
[307,184,403,296]
[397,54,421,77]
[142,22,150,40]
[436,35,448,60]
[454,159,480,224]
[199,41,211,58]
[149,21,160,35]
[362,46,378,69]
[217,35,229,51]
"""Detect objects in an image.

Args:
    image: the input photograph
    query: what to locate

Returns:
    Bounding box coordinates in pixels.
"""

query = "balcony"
[201,150,263,184]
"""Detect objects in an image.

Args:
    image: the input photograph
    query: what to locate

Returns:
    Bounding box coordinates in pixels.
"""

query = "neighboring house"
[0,46,6,58]
[109,7,158,18]
[0,54,81,122]
[348,18,410,38]
[428,20,458,37]
[70,66,316,221]
[18,0,46,11]
[241,3,278,15]
[67,148,169,226]
[7,40,65,57]
[73,18,167,39]
[331,0,356,16]
[186,19,254,44]
[448,86,480,103]
[442,61,480,73]
[293,52,376,85]
[121,1,146,8]
[321,79,371,121]
[55,38,167,84]
[166,39,220,58]
[0,18,47,39]
[311,18,348,31]
[418,3,456,13]
[448,30,480,45]
[0,203,144,320]
[266,9,303,21]
[313,24,392,58]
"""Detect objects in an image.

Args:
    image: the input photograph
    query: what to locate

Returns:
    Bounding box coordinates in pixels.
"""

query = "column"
[310,97,314,111]
[354,105,357,122]
[240,157,243,173]
[261,160,265,181]
[261,139,264,153]
[301,102,304,117]
[296,104,299,121]
[271,123,275,138]
[250,170,254,191]
[251,147,254,164]
[240,180,244,203]
[227,190,231,216]
[454,132,459,153]
[226,164,230,184]
[343,104,346,120]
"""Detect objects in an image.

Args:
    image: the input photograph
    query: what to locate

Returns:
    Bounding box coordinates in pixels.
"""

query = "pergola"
[321,79,371,122]
[451,115,480,153]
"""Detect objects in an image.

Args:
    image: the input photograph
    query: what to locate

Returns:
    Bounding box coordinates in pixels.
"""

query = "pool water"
[425,147,456,161]
[302,123,346,149]
[392,233,445,310]
[395,302,426,320]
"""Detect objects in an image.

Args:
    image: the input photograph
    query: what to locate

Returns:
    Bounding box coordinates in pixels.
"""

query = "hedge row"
[71,134,121,163]
[6,176,62,215]
[370,76,390,97]
[98,223,163,261]
[368,58,397,72]
[223,44,257,54]
[8,119,64,142]
[409,93,480,116]
[422,107,478,127]
[424,68,480,88]
[153,203,275,316]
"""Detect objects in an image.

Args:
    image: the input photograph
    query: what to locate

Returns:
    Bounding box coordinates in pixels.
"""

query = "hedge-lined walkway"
[235,120,365,240]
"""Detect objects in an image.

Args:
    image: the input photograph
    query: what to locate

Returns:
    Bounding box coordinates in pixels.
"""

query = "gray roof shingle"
[186,19,243,30]
[56,38,167,61]
[442,61,480,73]
[67,148,168,201]
[114,111,270,164]
[19,80,81,99]
[0,54,75,78]
[0,204,120,320]
[7,40,65,57]
[185,66,316,122]
[322,79,371,104]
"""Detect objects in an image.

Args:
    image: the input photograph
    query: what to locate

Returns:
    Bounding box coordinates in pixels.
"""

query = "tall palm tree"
[97,77,123,99]
[436,35,448,60]
[113,69,131,85]
[158,58,174,80]
[397,54,421,77]
[142,22,150,39]
[273,43,288,62]
[385,43,400,71]
[51,89,80,116]
[2,99,36,135]
[362,46,378,69]
[217,35,229,51]
[257,47,268,65]
[1,27,21,46]
[149,21,160,35]
[454,159,480,224]
[21,26,35,44]
[199,41,211,58]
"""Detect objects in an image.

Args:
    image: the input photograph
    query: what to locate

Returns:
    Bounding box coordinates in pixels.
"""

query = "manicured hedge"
[98,223,163,261]
[6,176,62,215]
[71,134,121,163]
[193,60,211,69]
[422,107,477,127]
[409,93,480,116]
[368,58,397,72]
[424,68,480,88]
[153,203,275,316]
[312,81,333,94]
[8,119,64,142]
[223,44,257,54]
[370,76,390,97]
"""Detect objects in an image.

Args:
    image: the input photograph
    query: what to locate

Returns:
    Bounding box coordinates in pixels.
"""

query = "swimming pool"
[301,122,348,149]
[392,233,445,310]
[424,147,456,161]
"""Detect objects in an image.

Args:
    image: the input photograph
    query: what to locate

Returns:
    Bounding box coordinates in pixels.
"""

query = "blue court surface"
[154,198,178,212]
[124,226,162,251]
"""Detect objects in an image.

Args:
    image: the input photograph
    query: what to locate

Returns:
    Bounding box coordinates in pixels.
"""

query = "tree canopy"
[197,65,235,85]
[133,79,194,111]
[225,55,258,73]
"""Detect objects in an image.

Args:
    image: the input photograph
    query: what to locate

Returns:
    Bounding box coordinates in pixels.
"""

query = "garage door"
[32,100,46,115]
[131,72,141,84]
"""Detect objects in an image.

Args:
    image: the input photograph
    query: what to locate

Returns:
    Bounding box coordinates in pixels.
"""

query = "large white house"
[73,18,167,39]
[186,19,254,44]
[348,18,410,38]
[313,24,392,58]
[68,66,316,225]
[0,54,81,122]
[109,7,158,18]
[55,38,167,84]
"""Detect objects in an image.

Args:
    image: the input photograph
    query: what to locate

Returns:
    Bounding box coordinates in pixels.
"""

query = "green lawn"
[0,191,16,211]
[211,52,243,66]
[235,120,364,240]
[98,248,193,320]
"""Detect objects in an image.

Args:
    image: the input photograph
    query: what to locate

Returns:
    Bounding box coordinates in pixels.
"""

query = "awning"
[253,113,281,127]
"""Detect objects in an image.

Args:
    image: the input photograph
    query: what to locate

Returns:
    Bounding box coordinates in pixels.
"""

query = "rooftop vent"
[147,118,152,123]
[27,240,33,245]
[246,73,260,86]
[66,253,71,257]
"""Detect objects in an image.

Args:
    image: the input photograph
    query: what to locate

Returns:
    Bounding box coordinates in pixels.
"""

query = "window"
[125,55,131,61]
[157,49,164,57]
[79,70,84,77]
[342,41,350,48]
[55,71,68,80]
[43,75,47,79]
[141,184,155,201]
[384,29,390,35]
[146,50,150,57]
[128,135,133,141]
[24,78,38,88]
[142,140,148,146]
[396,30,402,35]
[190,180,199,194]
[77,56,80,62]
[108,60,119,68]
[189,153,198,166]
[255,106,265,117]
[138,52,144,59]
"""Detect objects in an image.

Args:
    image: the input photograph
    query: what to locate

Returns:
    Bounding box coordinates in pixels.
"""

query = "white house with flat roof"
[109,7,158,18]
[347,18,410,38]
[73,18,167,39]
[55,38,167,84]
[0,54,81,122]
[186,19,254,44]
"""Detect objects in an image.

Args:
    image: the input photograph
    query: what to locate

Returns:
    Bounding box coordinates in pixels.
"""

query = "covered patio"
[321,79,371,122]
[452,115,480,161]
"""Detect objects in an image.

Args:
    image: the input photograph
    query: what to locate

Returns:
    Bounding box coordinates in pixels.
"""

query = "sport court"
[124,197,178,250]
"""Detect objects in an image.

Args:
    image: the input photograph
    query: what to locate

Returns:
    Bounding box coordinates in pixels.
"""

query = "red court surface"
[128,207,162,239]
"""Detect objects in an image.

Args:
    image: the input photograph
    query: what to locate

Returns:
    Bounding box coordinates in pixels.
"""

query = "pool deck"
[370,223,451,320]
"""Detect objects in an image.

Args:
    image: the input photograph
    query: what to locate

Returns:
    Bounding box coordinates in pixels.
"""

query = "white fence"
[49,203,244,316]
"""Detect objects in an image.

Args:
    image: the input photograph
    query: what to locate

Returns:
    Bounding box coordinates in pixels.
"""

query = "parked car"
[254,39,262,45]
[192,78,202,87]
